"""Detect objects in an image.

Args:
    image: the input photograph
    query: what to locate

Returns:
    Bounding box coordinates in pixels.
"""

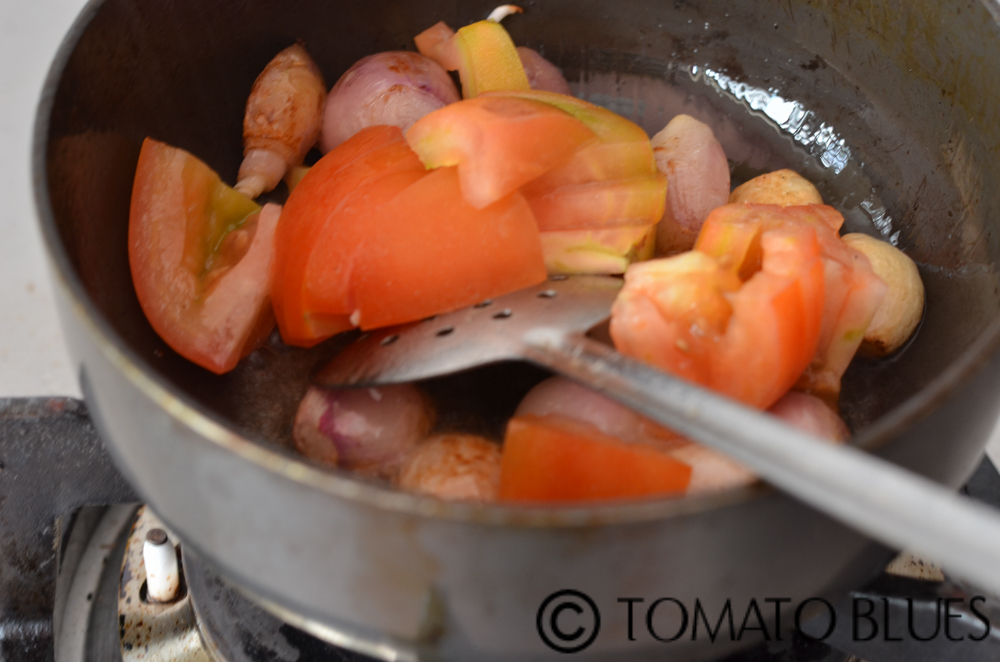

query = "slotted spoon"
[315,275,1000,597]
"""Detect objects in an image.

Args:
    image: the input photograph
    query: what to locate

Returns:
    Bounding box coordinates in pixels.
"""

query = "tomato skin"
[481,90,663,274]
[414,21,458,68]
[540,224,655,275]
[611,219,825,409]
[129,137,276,374]
[273,126,425,346]
[274,125,547,345]
[611,252,740,385]
[483,90,653,147]
[350,166,546,330]
[406,96,595,209]
[452,20,530,97]
[696,204,886,401]
[498,414,692,502]
[523,142,656,192]
[416,20,529,98]
[525,175,667,232]
[711,224,826,407]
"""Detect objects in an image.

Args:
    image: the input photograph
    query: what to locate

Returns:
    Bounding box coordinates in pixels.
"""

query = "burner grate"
[2,397,999,662]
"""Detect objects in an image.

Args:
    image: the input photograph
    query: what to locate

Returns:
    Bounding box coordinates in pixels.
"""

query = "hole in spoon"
[493,309,513,319]
[537,290,557,299]
[549,275,568,281]
[474,299,493,308]
[436,326,454,337]
[380,335,400,346]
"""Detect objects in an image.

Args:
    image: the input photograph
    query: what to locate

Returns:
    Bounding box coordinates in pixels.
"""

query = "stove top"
[2,397,999,662]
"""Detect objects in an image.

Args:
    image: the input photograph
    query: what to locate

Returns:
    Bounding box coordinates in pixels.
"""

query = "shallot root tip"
[487,4,524,22]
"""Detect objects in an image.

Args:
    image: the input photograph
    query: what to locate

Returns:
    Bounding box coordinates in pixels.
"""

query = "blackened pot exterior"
[34,0,1000,659]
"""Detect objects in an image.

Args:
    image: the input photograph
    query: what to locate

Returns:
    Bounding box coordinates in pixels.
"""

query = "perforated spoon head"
[313,275,622,387]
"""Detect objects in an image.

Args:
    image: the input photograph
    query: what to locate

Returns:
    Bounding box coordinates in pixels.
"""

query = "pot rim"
[31,0,1000,529]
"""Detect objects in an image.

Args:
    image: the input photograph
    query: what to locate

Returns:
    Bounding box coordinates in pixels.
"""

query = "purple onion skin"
[652,114,731,253]
[515,377,684,448]
[319,51,460,152]
[516,47,571,96]
[293,384,435,478]
[768,392,849,442]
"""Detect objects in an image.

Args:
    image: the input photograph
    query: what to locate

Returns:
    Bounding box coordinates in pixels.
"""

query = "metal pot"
[33,0,1000,659]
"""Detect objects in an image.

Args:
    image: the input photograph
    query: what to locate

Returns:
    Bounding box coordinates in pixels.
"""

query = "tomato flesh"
[526,175,667,232]
[274,126,547,345]
[696,204,886,401]
[611,219,826,409]
[273,126,426,345]
[349,166,547,329]
[416,20,529,98]
[406,96,596,209]
[486,90,654,146]
[498,414,692,502]
[414,21,461,70]
[540,225,655,275]
[483,90,662,273]
[129,137,276,374]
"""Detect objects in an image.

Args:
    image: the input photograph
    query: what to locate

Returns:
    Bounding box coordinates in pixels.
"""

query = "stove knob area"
[118,505,213,661]
[144,527,180,603]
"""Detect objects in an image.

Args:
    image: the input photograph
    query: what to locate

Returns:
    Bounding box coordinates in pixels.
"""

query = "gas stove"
[3,397,999,662]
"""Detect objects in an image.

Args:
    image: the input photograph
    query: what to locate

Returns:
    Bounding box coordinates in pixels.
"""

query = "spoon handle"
[523,330,1000,597]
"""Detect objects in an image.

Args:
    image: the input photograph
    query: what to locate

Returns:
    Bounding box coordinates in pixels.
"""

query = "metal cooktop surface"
[3,397,999,662]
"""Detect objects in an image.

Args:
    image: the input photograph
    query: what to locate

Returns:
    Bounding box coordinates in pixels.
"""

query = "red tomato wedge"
[480,90,662,274]
[696,204,886,401]
[274,126,547,345]
[405,96,596,209]
[611,219,826,409]
[301,170,429,325]
[349,166,547,329]
[129,137,278,374]
[485,90,654,146]
[273,126,426,345]
[498,414,692,502]
[486,90,658,189]
[526,176,668,231]
[523,142,658,191]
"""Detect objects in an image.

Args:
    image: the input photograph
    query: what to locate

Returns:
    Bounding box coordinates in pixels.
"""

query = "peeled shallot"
[515,377,683,448]
[652,114,730,254]
[236,44,326,199]
[397,434,502,501]
[293,384,435,479]
[516,47,571,95]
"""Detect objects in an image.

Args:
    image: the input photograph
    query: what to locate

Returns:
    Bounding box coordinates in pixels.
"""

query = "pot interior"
[40,0,1000,458]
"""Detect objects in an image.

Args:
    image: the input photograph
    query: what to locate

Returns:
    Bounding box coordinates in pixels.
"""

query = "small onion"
[516,47,571,95]
[320,51,460,152]
[841,233,924,357]
[672,391,848,495]
[768,391,850,443]
[236,44,326,199]
[652,114,730,254]
[292,384,435,478]
[397,434,502,501]
[670,444,756,495]
[728,169,823,207]
[515,377,684,448]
